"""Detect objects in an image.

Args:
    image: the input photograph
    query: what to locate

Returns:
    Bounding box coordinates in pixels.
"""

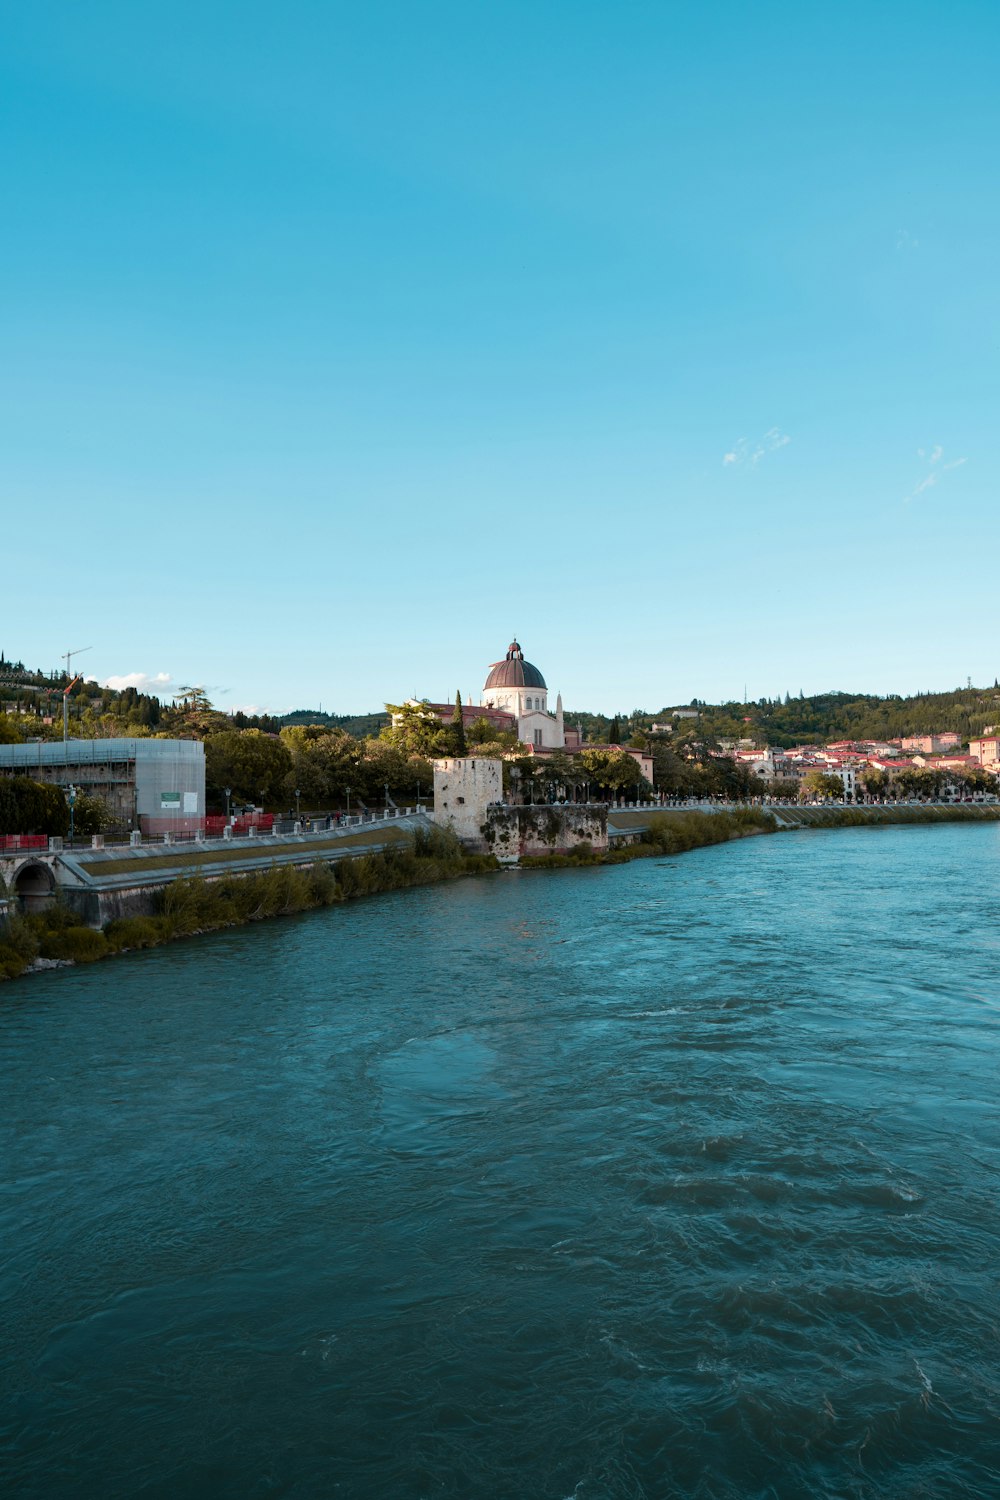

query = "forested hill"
[693,687,1000,747]
[278,709,389,738]
[4,641,998,749]
[562,685,1000,748]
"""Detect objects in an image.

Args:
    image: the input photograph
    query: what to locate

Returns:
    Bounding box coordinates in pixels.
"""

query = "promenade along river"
[4,823,1000,1499]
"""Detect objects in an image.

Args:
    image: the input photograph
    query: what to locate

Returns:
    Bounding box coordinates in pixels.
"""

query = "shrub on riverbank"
[778,804,1000,828]
[518,843,605,869]
[143,831,494,942]
[0,902,109,975]
[643,807,776,853]
[0,913,39,979]
[39,926,109,963]
[104,915,168,952]
[519,808,777,870]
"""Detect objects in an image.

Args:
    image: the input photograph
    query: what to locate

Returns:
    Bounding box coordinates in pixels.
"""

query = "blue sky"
[3,1,997,716]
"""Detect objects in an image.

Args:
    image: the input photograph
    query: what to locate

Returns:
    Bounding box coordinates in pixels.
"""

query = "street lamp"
[260,790,266,820]
[224,787,231,821]
[67,783,76,842]
[294,787,301,822]
[384,782,390,809]
[345,785,351,818]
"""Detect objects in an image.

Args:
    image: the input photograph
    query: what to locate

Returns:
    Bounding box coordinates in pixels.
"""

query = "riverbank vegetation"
[520,808,778,868]
[4,804,1000,982]
[518,801,1000,871]
[0,828,496,981]
[773,803,1000,829]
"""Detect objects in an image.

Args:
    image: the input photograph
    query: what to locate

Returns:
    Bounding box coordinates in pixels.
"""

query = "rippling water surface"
[4,824,1000,1498]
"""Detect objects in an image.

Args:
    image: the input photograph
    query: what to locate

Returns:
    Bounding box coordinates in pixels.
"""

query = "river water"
[3,824,1000,1499]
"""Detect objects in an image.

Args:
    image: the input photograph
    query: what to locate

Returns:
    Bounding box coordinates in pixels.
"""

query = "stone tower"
[432,757,502,849]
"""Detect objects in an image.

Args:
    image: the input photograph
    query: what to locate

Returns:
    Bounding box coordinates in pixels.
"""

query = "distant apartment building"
[838,765,858,800]
[902,733,962,754]
[735,748,800,782]
[969,737,1000,768]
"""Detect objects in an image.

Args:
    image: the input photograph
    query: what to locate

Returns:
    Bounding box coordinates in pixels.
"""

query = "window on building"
[534,729,542,746]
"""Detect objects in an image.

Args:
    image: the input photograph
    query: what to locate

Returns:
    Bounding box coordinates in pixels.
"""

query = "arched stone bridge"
[0,853,60,914]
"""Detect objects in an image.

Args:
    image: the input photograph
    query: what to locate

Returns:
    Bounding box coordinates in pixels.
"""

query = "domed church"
[482,639,566,751]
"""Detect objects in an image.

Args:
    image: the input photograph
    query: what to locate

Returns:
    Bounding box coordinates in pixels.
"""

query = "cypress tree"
[451,691,467,756]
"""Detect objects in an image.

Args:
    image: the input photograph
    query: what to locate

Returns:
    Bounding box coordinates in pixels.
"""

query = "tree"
[382,702,452,758]
[958,766,995,795]
[859,767,888,800]
[801,770,844,801]
[651,742,696,798]
[0,715,23,744]
[531,751,580,801]
[72,792,111,835]
[450,692,467,756]
[0,776,70,835]
[278,725,360,806]
[358,738,434,803]
[579,747,645,797]
[162,686,230,739]
[204,730,292,808]
[466,717,520,751]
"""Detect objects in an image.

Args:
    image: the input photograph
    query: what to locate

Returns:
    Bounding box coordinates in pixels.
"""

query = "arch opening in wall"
[13,861,56,914]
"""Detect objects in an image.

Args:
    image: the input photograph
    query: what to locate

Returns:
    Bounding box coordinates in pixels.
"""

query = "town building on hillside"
[735,748,801,782]
[969,737,1000,767]
[902,733,962,754]
[912,754,977,771]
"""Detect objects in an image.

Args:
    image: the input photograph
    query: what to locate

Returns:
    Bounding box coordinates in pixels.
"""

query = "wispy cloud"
[723,427,792,468]
[896,228,919,252]
[905,446,967,503]
[102,670,173,693]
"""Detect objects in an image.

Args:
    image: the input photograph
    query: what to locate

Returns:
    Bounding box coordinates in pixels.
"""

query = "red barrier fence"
[0,834,48,852]
[138,814,277,838]
[204,814,274,835]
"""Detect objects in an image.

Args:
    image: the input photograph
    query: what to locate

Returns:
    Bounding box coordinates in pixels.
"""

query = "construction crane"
[62,646,92,744]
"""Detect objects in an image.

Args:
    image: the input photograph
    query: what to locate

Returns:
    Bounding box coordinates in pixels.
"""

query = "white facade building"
[481,639,565,750]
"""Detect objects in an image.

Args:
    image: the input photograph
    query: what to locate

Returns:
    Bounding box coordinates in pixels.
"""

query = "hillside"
[4,643,999,750]
[278,709,389,739]
[674,686,1000,748]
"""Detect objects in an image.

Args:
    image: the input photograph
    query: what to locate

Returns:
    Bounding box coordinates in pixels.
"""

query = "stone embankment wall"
[484,805,608,863]
[1,817,432,928]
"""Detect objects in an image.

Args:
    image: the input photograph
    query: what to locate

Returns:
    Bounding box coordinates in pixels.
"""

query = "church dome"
[484,639,546,690]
